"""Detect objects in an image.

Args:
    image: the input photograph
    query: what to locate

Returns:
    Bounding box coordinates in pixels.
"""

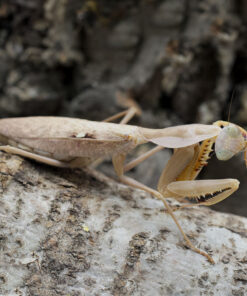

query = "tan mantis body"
[0,114,246,264]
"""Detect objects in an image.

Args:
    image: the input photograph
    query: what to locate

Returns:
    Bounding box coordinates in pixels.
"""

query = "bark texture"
[0,0,246,217]
[1,153,247,296]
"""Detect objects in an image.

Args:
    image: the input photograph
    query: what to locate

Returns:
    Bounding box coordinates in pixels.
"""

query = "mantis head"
[214,121,247,163]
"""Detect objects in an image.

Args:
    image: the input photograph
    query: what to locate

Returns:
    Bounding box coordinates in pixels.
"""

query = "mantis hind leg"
[0,145,69,168]
[112,153,215,264]
[92,97,142,169]
[103,94,141,124]
[103,106,139,124]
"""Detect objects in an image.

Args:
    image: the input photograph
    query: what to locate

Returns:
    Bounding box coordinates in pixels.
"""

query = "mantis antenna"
[227,88,235,123]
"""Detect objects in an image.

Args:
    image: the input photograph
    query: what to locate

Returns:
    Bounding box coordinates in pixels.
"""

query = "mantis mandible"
[0,107,246,264]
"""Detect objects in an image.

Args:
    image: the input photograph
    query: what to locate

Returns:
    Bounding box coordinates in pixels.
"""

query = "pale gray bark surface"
[0,0,246,217]
[1,153,247,296]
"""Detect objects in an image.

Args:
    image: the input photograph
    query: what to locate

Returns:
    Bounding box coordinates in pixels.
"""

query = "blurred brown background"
[0,0,246,216]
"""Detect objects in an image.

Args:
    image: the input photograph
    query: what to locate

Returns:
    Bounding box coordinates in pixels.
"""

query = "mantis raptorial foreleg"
[112,152,215,264]
[157,139,239,210]
[157,145,197,193]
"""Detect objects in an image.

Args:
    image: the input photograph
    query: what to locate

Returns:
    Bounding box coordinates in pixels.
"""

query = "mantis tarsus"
[0,107,246,264]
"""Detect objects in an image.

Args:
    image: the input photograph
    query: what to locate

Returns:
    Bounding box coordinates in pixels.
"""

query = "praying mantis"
[0,107,246,264]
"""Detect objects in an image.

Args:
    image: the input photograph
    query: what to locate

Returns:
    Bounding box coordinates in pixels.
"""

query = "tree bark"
[0,0,246,217]
[1,153,247,296]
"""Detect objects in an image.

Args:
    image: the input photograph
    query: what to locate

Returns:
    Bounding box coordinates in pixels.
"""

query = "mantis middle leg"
[112,152,215,264]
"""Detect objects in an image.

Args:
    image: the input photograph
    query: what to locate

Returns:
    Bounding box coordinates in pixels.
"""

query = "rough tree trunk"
[0,0,246,217]
[1,153,247,296]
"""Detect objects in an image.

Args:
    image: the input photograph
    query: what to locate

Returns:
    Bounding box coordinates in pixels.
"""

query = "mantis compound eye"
[215,124,245,161]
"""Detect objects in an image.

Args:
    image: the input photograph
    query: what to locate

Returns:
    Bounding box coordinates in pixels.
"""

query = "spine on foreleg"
[176,137,216,181]
[192,137,216,178]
